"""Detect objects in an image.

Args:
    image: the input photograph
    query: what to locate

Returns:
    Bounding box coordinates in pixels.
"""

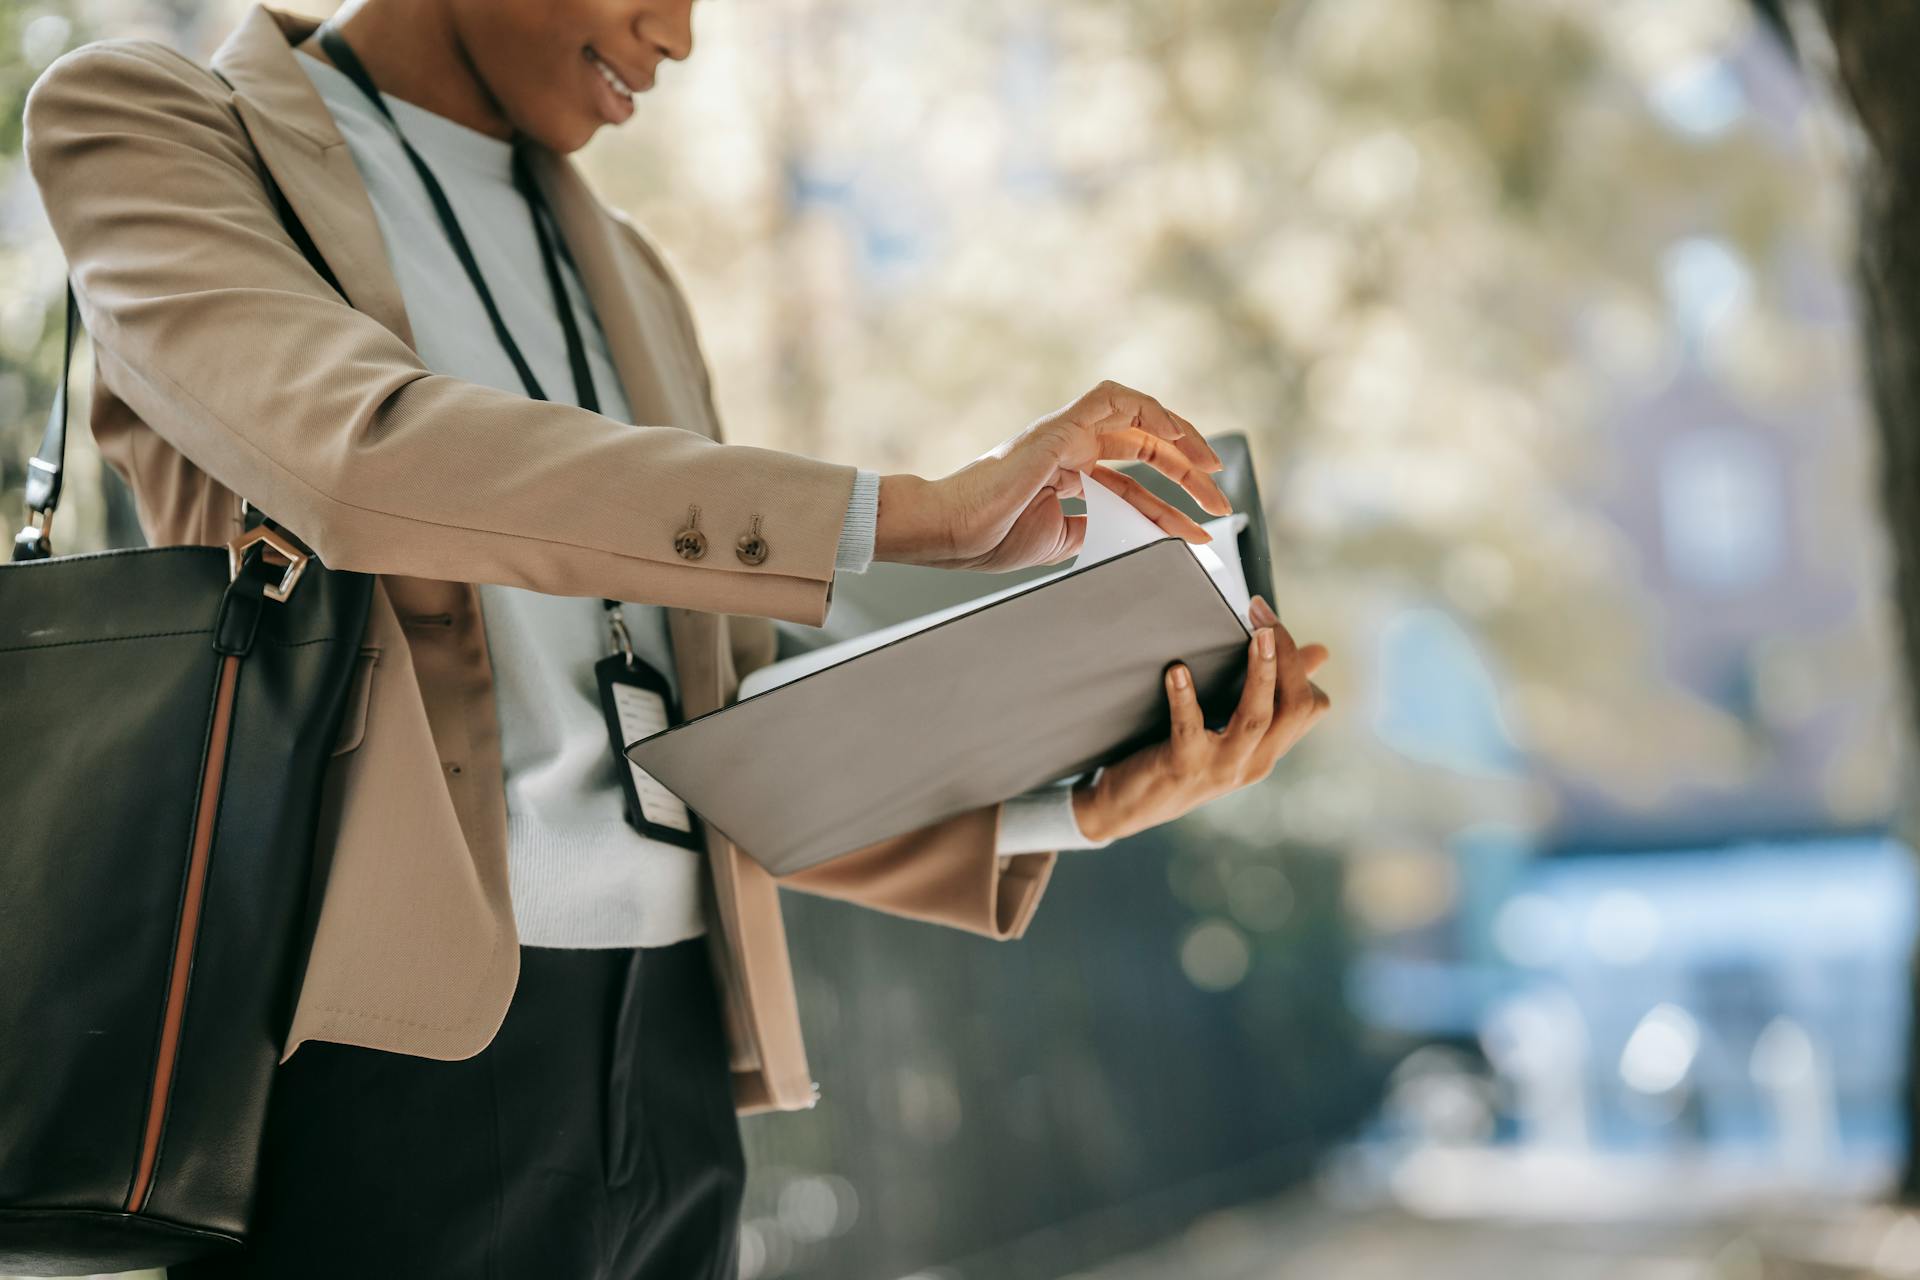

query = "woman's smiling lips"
[583,45,648,123]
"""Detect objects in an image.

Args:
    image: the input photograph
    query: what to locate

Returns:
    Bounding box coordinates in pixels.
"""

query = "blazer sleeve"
[775,806,1059,941]
[23,41,855,626]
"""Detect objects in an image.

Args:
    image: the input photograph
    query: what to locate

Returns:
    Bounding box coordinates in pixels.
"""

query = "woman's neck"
[304,0,513,140]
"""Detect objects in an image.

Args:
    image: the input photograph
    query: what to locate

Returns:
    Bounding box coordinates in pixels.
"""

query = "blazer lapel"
[212,7,417,350]
[523,149,706,440]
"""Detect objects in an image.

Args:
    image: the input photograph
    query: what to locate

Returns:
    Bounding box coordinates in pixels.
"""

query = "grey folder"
[626,537,1255,876]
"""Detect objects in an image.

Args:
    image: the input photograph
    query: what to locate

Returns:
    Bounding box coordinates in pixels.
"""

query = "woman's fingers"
[1248,599,1327,696]
[1228,625,1277,754]
[1088,425,1232,517]
[1249,636,1332,772]
[1266,620,1314,715]
[1115,385,1223,477]
[1088,465,1211,543]
[1166,664,1208,772]
[1087,380,1176,441]
[1016,487,1084,564]
[1166,406,1225,472]
[1059,513,1088,559]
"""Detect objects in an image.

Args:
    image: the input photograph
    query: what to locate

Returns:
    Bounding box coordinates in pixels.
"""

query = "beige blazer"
[23,5,1058,1114]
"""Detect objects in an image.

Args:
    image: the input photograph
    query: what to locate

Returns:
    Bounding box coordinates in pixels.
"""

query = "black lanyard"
[317,24,699,846]
[317,23,636,637]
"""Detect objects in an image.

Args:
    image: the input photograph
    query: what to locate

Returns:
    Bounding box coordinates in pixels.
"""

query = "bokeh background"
[4,1,1916,1277]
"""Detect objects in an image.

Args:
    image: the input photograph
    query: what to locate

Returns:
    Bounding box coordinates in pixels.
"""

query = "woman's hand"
[873,380,1233,572]
[1069,595,1330,844]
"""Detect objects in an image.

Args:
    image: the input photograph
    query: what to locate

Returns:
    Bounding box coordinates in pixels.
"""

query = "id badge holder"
[594,608,704,850]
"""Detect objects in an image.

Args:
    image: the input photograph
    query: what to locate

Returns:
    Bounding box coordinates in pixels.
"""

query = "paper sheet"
[736,472,1251,700]
[1079,471,1252,624]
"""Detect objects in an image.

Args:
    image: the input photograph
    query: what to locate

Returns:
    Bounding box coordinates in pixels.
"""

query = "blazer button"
[735,516,769,566]
[673,505,706,560]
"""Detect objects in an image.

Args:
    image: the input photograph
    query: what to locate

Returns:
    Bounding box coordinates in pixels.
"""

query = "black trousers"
[172,940,745,1280]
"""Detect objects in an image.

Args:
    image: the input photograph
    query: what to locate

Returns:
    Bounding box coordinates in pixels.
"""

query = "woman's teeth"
[585,48,634,97]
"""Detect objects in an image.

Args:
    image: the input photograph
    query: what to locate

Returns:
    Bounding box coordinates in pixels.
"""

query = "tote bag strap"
[12,285,80,559]
[13,62,345,563]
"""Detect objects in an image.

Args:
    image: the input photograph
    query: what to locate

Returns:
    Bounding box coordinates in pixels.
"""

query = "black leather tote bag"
[0,195,375,1268]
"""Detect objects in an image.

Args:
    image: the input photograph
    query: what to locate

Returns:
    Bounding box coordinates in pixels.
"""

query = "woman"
[23,1,1330,1274]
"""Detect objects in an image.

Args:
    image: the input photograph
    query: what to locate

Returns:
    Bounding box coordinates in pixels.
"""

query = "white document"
[1078,470,1251,625]
[736,471,1250,700]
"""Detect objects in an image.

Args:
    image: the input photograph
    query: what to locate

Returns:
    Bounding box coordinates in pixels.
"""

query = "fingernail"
[1170,665,1190,689]
[1259,630,1275,659]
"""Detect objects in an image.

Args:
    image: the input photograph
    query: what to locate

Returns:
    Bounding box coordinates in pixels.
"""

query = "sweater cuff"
[834,469,881,574]
[997,772,1110,855]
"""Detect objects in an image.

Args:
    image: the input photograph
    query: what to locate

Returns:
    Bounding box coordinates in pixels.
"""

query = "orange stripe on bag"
[126,651,241,1213]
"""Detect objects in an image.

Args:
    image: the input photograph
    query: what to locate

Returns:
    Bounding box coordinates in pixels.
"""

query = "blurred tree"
[1787,0,1920,1202]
